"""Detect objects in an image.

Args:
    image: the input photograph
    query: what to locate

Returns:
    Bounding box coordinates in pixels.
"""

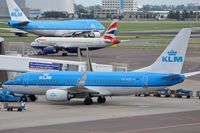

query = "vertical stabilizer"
[6,0,29,21]
[134,28,191,74]
[103,19,120,44]
[103,19,119,39]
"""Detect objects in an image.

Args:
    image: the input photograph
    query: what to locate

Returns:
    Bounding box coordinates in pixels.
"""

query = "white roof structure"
[25,0,74,14]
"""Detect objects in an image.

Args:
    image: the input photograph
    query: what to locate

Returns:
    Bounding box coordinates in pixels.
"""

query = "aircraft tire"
[62,53,68,56]
[97,97,106,103]
[84,98,93,105]
[20,96,28,102]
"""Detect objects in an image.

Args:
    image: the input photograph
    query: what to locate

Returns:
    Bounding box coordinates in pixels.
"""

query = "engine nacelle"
[43,46,58,54]
[88,32,101,38]
[66,47,78,53]
[46,89,69,101]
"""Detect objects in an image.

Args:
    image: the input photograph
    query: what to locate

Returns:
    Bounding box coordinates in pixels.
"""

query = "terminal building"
[102,0,138,12]
[0,0,74,18]
[94,0,138,19]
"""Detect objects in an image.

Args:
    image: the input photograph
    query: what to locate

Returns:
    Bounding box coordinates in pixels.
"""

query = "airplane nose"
[30,42,36,48]
[2,81,10,88]
[31,42,40,47]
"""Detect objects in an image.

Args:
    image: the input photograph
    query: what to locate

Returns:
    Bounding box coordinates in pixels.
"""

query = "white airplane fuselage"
[31,37,114,49]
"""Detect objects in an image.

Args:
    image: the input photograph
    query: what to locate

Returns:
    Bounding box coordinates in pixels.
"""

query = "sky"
[74,0,200,6]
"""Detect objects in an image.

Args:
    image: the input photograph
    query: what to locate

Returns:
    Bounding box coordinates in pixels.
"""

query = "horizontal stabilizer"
[183,71,200,78]
[12,21,30,26]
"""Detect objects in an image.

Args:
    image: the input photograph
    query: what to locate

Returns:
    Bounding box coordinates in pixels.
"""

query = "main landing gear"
[84,98,93,105]
[97,96,106,104]
[83,96,106,105]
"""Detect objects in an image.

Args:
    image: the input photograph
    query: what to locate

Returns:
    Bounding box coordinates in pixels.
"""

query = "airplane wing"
[61,31,91,37]
[66,49,98,95]
[66,72,99,94]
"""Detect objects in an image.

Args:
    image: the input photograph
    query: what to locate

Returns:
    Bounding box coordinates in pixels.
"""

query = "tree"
[43,11,67,18]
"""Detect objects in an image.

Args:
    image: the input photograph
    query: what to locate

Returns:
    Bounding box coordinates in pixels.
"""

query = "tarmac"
[1,31,200,132]
[0,95,200,132]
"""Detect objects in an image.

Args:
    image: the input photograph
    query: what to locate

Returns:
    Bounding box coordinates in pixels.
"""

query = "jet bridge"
[0,53,127,80]
[0,54,121,72]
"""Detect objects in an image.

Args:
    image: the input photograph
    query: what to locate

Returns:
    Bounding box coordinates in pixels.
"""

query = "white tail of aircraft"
[135,28,192,74]
[6,0,29,21]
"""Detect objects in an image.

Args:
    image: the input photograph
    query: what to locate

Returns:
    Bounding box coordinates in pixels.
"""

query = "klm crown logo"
[167,50,177,56]
[11,8,23,17]
[39,73,52,80]
[162,50,183,63]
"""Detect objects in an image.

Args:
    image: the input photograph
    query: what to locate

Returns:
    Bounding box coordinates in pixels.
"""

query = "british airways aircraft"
[30,20,120,56]
[3,28,200,105]
[5,0,105,37]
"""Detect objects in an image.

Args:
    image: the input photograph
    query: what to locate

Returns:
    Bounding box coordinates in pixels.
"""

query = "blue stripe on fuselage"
[3,72,185,87]
[8,20,105,31]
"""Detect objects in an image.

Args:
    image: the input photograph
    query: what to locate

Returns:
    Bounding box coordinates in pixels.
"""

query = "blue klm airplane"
[3,28,200,105]
[5,0,105,37]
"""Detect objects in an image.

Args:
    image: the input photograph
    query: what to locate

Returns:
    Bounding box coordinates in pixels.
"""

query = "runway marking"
[116,122,200,133]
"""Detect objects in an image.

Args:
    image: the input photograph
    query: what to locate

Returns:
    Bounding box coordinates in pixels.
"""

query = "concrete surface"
[0,94,200,131]
[2,110,200,133]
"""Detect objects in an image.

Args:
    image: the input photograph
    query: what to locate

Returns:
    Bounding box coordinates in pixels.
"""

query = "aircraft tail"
[6,0,29,21]
[134,28,192,74]
[103,19,120,44]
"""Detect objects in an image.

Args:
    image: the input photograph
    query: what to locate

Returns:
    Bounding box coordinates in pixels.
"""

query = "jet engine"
[88,32,101,38]
[46,89,69,101]
[43,46,58,54]
[66,47,78,53]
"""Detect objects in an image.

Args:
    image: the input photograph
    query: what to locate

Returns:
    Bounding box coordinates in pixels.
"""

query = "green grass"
[117,35,174,40]
[112,45,200,50]
[113,45,166,49]
[4,36,37,41]
[0,23,9,28]
[102,21,200,32]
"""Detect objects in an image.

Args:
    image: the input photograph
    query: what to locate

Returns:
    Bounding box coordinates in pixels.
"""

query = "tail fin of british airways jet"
[6,0,29,21]
[134,28,192,74]
[103,20,120,44]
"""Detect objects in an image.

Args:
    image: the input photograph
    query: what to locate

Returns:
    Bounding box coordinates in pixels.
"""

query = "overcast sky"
[75,0,200,6]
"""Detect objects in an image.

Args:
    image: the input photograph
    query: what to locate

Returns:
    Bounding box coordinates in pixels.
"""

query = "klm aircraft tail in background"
[135,28,192,74]
[6,0,29,24]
